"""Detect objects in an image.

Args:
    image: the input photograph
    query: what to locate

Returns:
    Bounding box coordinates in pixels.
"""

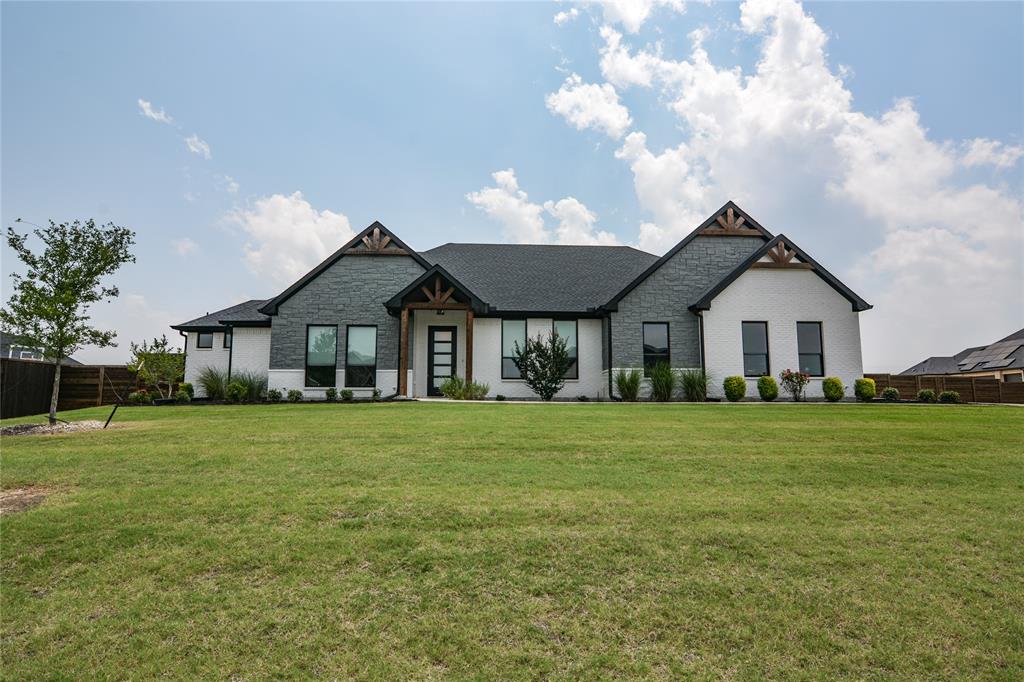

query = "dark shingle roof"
[900,329,1024,375]
[422,243,658,313]
[171,299,270,331]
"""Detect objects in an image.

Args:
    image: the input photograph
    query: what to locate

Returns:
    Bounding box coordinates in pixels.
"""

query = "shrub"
[127,334,184,400]
[779,369,811,402]
[230,370,267,403]
[440,376,489,400]
[179,382,194,398]
[197,366,228,400]
[577,395,589,402]
[757,375,778,402]
[266,389,283,403]
[127,390,151,405]
[372,388,382,402]
[340,389,354,402]
[679,369,709,402]
[917,389,936,403]
[512,333,571,401]
[648,362,677,402]
[495,394,506,401]
[723,376,746,402]
[939,390,960,404]
[854,378,876,402]
[822,377,845,402]
[173,389,191,404]
[463,382,488,400]
[881,387,900,402]
[615,369,642,402]
[325,387,337,401]
[225,381,246,403]
[287,389,303,403]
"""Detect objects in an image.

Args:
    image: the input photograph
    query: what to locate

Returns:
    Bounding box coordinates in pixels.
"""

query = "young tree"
[513,332,571,401]
[127,335,184,399]
[0,219,136,423]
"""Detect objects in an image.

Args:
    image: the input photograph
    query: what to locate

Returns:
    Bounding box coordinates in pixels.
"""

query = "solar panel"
[958,342,1021,370]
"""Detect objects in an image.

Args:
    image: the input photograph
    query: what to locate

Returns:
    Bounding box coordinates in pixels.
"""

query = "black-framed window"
[223,329,232,349]
[553,320,578,379]
[345,325,377,388]
[305,325,337,388]
[797,322,824,376]
[742,321,769,377]
[642,322,669,376]
[196,332,213,349]
[502,319,527,379]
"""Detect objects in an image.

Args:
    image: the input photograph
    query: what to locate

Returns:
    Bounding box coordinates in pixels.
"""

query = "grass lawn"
[2,402,1022,679]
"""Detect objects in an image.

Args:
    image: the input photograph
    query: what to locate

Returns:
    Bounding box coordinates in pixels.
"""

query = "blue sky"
[2,1,1021,370]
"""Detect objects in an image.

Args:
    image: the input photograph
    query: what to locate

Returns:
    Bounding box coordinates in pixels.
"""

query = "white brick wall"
[701,268,864,400]
[183,331,230,397]
[268,369,397,399]
[231,327,270,376]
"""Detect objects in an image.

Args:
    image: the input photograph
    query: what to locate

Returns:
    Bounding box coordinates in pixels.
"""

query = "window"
[305,325,337,388]
[501,319,527,379]
[345,326,377,388]
[553,320,578,379]
[741,322,769,377]
[196,332,213,349]
[223,329,232,349]
[797,322,824,376]
[642,322,669,376]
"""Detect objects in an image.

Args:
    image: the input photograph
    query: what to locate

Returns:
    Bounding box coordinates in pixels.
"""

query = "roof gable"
[172,299,270,331]
[689,234,872,313]
[385,264,489,314]
[259,221,429,315]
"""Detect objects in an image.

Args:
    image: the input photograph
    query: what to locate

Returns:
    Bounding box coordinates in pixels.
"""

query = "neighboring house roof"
[688,234,872,313]
[900,329,1024,375]
[423,243,658,314]
[0,332,83,364]
[171,299,270,332]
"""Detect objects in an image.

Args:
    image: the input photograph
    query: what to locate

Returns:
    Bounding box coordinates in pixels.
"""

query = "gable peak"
[699,203,765,237]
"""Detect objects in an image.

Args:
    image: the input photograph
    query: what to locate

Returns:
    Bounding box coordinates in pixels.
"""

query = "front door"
[427,326,457,397]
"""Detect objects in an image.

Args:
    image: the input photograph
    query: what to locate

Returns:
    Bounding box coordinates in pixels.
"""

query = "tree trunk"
[49,359,62,425]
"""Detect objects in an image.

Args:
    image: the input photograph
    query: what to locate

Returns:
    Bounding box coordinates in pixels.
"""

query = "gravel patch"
[0,420,106,437]
[0,486,51,514]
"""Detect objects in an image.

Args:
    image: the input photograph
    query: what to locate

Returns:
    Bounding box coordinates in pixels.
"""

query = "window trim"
[223,328,232,349]
[642,321,670,378]
[305,324,338,388]
[796,321,825,377]
[344,324,378,388]
[501,318,528,380]
[741,320,770,378]
[196,332,214,349]
[552,319,579,380]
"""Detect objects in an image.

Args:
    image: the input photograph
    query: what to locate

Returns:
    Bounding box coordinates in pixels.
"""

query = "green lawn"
[2,402,1022,679]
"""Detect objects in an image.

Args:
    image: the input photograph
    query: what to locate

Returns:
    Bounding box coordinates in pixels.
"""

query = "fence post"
[97,366,105,406]
[970,377,976,402]
[997,377,1003,404]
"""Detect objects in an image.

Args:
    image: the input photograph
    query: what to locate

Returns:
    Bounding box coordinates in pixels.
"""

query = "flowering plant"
[779,369,811,402]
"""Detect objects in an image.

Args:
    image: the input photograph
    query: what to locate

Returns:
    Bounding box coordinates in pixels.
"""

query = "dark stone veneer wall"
[610,235,765,369]
[268,255,425,370]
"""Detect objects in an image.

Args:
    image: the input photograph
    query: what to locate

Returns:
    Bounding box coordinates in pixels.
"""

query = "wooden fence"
[1,359,138,419]
[56,365,138,411]
[1,358,56,419]
[866,373,1024,404]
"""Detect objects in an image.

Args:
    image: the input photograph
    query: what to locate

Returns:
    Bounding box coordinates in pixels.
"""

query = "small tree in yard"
[127,335,184,400]
[779,369,811,402]
[513,332,571,401]
[0,219,135,423]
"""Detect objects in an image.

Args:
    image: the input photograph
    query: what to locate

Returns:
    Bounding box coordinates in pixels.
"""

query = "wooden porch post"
[399,307,409,397]
[465,310,474,384]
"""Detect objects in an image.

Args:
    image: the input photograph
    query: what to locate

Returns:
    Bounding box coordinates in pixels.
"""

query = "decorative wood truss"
[700,207,764,237]
[345,226,409,255]
[397,274,476,396]
[751,240,813,269]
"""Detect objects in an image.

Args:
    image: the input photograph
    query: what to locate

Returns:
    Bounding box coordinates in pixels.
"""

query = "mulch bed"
[0,420,106,437]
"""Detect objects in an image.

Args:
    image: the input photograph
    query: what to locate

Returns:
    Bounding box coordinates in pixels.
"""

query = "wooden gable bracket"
[752,240,814,269]
[701,207,763,237]
[410,275,464,310]
[346,226,409,256]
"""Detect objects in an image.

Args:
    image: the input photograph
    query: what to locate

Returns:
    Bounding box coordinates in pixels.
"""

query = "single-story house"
[171,202,871,400]
[900,328,1024,383]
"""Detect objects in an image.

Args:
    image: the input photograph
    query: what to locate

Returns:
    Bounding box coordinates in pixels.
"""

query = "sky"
[2,0,1021,371]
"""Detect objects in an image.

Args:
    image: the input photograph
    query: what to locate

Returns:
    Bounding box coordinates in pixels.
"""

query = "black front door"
[427,326,457,397]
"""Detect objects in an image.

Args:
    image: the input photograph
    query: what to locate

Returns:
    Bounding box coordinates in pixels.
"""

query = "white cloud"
[185,134,211,160]
[220,174,240,193]
[137,98,173,125]
[75,293,181,364]
[960,138,1024,169]
[550,0,1023,371]
[545,73,633,139]
[172,238,198,255]
[601,0,686,33]
[467,168,619,245]
[554,7,579,25]
[227,191,354,286]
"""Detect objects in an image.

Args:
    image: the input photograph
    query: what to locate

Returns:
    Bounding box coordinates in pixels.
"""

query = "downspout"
[606,313,615,400]
[697,312,706,374]
[178,330,189,394]
[226,325,233,381]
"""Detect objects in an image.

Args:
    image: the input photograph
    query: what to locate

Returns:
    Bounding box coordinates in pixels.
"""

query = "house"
[900,329,1024,383]
[171,202,871,400]
[0,332,82,365]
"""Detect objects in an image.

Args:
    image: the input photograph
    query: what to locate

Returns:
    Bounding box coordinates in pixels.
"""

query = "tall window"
[642,322,669,376]
[502,319,527,379]
[223,329,232,349]
[345,326,377,387]
[797,322,824,376]
[742,321,769,377]
[305,325,337,388]
[553,320,578,379]
[196,332,213,349]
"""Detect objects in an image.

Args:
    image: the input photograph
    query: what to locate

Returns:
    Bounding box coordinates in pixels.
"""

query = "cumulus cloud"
[554,7,579,25]
[467,169,619,245]
[545,73,633,139]
[184,134,211,160]
[172,238,198,255]
[226,191,354,286]
[137,98,173,125]
[601,0,686,33]
[549,0,1022,370]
